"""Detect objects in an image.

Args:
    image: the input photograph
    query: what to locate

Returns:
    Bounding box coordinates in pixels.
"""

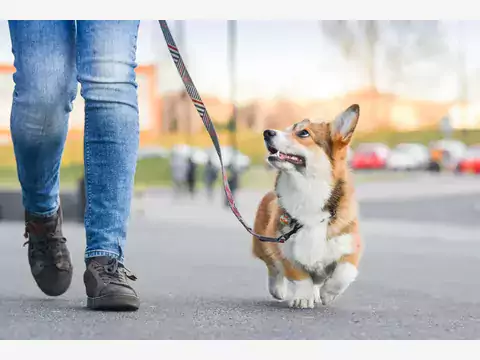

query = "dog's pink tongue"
[278,152,287,160]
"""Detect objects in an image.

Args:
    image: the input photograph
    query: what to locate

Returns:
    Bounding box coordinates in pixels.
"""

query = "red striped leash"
[158,20,301,243]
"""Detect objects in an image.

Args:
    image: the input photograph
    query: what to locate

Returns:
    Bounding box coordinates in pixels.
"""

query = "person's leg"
[9,20,77,296]
[76,20,140,310]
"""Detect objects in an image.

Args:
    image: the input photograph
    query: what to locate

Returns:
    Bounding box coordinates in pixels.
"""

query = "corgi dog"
[252,104,363,309]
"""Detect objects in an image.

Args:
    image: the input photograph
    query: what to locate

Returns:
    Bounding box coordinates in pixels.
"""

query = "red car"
[456,146,480,174]
[351,143,390,170]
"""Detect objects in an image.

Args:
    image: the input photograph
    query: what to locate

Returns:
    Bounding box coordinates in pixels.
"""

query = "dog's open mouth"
[267,145,305,166]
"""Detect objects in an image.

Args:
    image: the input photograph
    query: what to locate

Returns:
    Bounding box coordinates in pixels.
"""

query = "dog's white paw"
[319,290,338,306]
[289,297,315,309]
[313,284,322,304]
[269,274,287,300]
[288,279,315,309]
[320,262,358,306]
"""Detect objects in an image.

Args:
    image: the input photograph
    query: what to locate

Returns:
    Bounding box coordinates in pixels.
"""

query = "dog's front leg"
[267,260,287,300]
[289,279,315,309]
[283,261,315,309]
[320,230,363,306]
[319,261,358,306]
[311,267,334,305]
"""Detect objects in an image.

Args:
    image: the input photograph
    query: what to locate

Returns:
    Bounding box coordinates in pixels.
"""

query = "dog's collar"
[276,209,330,244]
[279,209,330,227]
[277,209,303,243]
[279,210,297,227]
[270,193,331,244]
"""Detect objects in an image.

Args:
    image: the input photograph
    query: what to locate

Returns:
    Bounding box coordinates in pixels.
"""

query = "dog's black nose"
[263,129,276,139]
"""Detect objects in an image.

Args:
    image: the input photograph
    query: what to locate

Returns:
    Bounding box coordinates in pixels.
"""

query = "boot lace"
[23,222,67,261]
[92,258,137,286]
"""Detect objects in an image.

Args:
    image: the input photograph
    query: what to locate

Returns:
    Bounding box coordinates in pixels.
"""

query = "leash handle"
[158,20,289,244]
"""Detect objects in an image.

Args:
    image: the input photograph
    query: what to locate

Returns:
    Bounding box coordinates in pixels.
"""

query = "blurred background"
[0,20,479,211]
[1,20,480,339]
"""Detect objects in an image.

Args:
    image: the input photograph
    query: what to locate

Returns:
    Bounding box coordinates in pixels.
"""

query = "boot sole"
[87,294,140,311]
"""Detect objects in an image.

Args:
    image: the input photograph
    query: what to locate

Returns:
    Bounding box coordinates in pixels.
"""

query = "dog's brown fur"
[252,105,363,285]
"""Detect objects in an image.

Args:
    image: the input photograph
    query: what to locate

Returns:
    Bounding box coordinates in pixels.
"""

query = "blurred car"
[427,139,467,172]
[456,145,480,174]
[351,143,390,170]
[386,143,430,171]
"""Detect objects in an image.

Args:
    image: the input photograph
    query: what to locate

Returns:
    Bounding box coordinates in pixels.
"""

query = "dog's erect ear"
[331,104,360,143]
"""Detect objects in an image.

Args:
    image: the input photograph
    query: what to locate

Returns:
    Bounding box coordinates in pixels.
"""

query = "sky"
[0,20,480,104]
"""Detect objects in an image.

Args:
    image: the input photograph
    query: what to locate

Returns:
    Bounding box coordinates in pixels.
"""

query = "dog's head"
[263,104,360,176]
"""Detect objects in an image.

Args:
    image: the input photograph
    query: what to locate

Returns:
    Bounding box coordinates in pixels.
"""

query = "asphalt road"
[1,173,480,339]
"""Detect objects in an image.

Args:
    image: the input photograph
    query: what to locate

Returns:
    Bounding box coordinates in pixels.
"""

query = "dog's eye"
[296,129,310,138]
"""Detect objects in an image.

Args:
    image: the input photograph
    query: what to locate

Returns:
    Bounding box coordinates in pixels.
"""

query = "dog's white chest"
[280,223,354,274]
[275,172,354,273]
[276,175,332,226]
[283,222,328,268]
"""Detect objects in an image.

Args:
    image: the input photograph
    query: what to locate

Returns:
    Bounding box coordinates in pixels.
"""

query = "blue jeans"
[8,21,140,263]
